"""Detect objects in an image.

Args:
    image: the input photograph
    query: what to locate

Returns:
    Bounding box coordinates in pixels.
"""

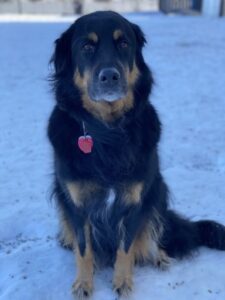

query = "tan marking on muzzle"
[82,92,134,122]
[126,63,140,86]
[74,68,135,122]
[74,69,90,91]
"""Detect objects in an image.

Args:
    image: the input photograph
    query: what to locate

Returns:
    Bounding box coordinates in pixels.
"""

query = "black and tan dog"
[48,11,225,299]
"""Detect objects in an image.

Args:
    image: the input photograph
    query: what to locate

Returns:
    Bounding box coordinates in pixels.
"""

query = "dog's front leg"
[72,223,94,299]
[113,182,144,296]
[62,181,104,299]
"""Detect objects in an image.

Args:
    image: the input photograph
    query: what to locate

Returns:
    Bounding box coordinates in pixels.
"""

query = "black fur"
[48,11,225,268]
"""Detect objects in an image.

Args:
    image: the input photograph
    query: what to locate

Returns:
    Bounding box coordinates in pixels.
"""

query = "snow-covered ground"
[0,14,225,300]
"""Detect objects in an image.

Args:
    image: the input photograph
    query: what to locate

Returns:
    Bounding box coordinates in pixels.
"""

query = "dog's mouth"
[88,86,127,102]
[88,67,128,102]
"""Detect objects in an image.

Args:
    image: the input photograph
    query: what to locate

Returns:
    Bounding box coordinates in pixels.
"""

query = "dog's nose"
[98,68,120,85]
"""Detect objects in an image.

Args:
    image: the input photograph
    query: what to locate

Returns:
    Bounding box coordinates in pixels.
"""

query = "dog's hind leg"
[132,223,171,270]
[147,212,172,270]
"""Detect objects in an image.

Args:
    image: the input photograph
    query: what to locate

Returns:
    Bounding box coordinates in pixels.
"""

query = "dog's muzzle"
[88,67,127,102]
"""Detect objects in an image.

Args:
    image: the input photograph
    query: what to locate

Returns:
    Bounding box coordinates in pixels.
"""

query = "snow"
[1,14,225,300]
[0,14,78,23]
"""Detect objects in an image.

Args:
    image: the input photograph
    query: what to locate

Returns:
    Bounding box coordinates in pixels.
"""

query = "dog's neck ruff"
[77,121,93,154]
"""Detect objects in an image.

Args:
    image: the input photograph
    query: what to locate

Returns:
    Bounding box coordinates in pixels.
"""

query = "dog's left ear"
[130,22,146,48]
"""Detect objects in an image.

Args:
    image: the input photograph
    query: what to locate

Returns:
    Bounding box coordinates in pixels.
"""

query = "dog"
[48,11,225,299]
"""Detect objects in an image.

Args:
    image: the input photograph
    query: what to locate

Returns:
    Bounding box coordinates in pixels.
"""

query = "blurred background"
[0,0,224,17]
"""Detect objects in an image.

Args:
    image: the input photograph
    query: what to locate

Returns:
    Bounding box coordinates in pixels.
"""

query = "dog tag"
[78,135,93,154]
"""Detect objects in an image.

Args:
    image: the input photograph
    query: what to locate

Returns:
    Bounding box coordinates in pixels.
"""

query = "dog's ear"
[130,23,146,48]
[51,26,73,76]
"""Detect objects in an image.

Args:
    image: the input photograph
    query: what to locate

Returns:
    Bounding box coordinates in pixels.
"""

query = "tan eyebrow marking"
[113,29,123,40]
[88,32,98,43]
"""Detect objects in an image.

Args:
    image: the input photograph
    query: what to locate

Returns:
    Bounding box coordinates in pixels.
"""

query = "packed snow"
[0,14,225,300]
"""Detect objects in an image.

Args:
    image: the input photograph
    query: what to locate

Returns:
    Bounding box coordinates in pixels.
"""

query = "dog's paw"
[72,278,93,299]
[59,238,73,250]
[113,276,133,297]
[155,249,171,270]
[57,232,73,250]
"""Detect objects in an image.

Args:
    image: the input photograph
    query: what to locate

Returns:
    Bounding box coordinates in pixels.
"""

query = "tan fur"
[66,181,101,207]
[88,32,98,43]
[82,91,134,122]
[156,248,171,270]
[113,29,123,40]
[113,231,149,295]
[133,224,170,268]
[112,223,170,296]
[59,216,75,249]
[73,63,139,122]
[123,182,143,205]
[74,69,89,90]
[67,182,82,207]
[135,215,171,269]
[113,244,134,295]
[133,228,151,263]
[126,63,140,86]
[113,227,161,284]
[72,224,94,297]
[74,69,133,122]
[149,208,164,243]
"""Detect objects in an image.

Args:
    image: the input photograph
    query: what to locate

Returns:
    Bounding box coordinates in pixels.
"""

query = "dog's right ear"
[51,25,73,77]
[130,22,146,49]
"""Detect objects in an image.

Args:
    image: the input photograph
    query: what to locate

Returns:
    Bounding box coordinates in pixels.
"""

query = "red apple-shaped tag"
[78,135,93,154]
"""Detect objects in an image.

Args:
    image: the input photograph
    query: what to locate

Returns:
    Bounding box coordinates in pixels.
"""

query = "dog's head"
[51,11,152,122]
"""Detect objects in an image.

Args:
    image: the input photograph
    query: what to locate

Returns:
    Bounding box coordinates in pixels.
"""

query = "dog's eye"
[82,43,95,53]
[119,40,128,49]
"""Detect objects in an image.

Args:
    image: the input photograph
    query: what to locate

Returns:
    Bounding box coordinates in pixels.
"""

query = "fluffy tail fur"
[162,210,225,258]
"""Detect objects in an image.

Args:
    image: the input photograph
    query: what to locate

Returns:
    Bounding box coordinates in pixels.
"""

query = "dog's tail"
[162,210,225,258]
